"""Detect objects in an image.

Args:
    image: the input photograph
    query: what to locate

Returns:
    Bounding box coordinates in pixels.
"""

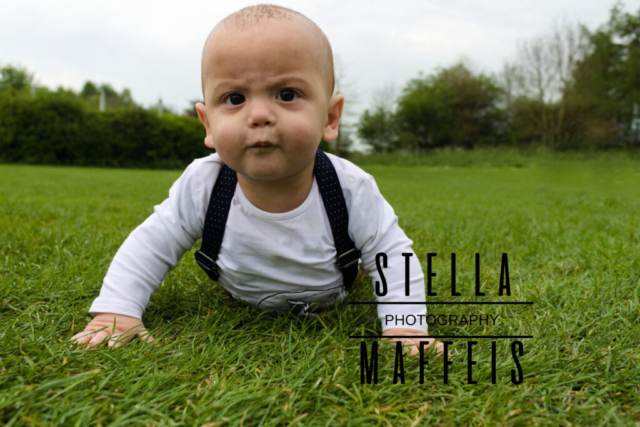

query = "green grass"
[1,151,639,425]
[349,145,640,169]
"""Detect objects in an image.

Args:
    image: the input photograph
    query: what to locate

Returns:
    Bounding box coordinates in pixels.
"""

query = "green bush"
[0,90,211,169]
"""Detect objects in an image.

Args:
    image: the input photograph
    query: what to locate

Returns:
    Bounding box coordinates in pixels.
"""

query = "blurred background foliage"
[2,3,640,168]
[359,3,640,153]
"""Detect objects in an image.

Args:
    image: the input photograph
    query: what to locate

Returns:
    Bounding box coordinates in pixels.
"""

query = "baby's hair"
[201,4,335,98]
[226,4,299,25]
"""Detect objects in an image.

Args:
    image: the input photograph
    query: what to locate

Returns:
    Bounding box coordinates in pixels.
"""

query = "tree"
[357,83,399,153]
[395,63,505,150]
[0,63,34,93]
[80,81,99,99]
[79,80,137,110]
[567,1,640,146]
[357,107,397,153]
[502,20,588,146]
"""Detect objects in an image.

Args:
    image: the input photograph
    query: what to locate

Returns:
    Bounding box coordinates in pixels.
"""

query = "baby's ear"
[195,103,215,149]
[195,102,208,127]
[322,94,344,142]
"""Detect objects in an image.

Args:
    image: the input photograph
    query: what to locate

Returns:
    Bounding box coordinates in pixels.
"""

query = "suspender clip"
[337,248,360,270]
[195,250,220,281]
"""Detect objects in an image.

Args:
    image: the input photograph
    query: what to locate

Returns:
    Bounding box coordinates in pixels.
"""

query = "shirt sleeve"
[88,160,205,319]
[349,174,428,334]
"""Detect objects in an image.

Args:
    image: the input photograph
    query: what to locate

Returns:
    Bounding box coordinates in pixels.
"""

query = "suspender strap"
[195,149,361,291]
[313,149,361,291]
[194,164,237,281]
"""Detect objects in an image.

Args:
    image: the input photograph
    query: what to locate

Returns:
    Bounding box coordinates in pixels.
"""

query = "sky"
[2,0,639,148]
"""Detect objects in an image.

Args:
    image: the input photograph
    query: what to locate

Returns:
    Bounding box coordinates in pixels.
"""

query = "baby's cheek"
[287,116,323,145]
[212,123,240,153]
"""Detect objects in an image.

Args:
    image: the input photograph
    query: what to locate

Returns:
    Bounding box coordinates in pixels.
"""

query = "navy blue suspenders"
[194,149,361,296]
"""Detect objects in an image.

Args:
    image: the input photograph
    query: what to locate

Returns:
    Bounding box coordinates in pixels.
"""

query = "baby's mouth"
[250,141,275,148]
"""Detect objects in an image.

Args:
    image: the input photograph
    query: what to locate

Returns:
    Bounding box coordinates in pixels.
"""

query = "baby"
[70,4,443,357]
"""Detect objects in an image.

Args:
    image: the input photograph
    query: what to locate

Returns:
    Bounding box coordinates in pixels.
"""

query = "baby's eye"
[225,93,245,106]
[276,89,298,102]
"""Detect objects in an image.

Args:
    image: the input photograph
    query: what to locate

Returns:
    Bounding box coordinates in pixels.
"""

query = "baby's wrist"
[382,327,428,336]
[94,312,141,321]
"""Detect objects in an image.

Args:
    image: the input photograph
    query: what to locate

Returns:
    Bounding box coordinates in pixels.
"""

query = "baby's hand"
[382,328,444,357]
[68,313,156,350]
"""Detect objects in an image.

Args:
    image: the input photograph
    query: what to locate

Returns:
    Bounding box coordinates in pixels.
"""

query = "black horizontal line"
[349,335,534,339]
[349,301,533,305]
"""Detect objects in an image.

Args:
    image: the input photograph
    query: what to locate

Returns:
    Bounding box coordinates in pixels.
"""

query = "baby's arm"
[350,175,443,357]
[69,161,205,349]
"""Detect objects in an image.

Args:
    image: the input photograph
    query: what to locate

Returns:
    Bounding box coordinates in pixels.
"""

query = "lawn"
[1,151,639,425]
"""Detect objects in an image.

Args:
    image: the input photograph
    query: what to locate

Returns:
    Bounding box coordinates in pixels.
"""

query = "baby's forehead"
[201,9,334,97]
[218,6,307,30]
[207,14,319,55]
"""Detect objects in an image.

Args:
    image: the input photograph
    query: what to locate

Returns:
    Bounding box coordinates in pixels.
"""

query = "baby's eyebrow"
[212,75,312,94]
[271,76,311,87]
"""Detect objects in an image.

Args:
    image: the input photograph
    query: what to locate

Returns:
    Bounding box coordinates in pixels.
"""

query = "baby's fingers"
[69,327,106,346]
[135,328,159,347]
[106,328,138,348]
[381,338,445,358]
[381,338,420,356]
[69,329,110,350]
[396,338,421,356]
[417,339,445,359]
[108,327,156,348]
[135,328,156,344]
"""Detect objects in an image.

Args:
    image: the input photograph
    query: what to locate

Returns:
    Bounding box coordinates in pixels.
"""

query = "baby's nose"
[247,99,276,127]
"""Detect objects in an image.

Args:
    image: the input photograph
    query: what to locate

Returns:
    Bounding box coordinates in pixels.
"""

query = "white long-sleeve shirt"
[88,152,428,333]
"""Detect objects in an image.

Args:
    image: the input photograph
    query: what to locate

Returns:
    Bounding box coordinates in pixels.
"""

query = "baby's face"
[196,18,342,183]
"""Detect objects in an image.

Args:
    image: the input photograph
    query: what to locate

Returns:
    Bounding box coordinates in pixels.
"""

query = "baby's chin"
[231,152,317,183]
[236,165,291,182]
[239,165,314,185]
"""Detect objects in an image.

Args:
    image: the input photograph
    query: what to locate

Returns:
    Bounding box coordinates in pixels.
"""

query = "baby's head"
[195,5,344,183]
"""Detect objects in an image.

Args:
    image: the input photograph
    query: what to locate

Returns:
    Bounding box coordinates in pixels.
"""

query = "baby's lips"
[250,141,274,148]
